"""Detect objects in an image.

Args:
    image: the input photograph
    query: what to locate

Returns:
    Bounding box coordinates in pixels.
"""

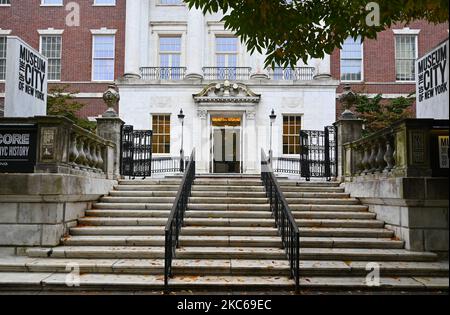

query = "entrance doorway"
[211,116,242,173]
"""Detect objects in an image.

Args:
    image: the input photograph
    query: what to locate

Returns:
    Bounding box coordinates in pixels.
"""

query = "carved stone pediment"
[193,81,261,104]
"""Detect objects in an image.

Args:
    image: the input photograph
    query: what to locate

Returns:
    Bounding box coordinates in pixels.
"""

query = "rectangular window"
[0,37,6,80]
[94,0,116,5]
[283,115,301,155]
[159,0,183,4]
[215,36,238,80]
[40,35,62,81]
[0,0,11,5]
[395,35,417,81]
[41,0,63,5]
[340,36,362,81]
[92,34,115,81]
[159,36,182,79]
[152,115,171,154]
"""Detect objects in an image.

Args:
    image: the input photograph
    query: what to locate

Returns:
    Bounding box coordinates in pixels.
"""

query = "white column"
[196,109,209,173]
[185,8,204,80]
[124,0,142,79]
[313,54,332,80]
[244,110,258,174]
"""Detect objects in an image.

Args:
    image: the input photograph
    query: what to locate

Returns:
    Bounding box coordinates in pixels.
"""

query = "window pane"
[93,59,114,81]
[42,0,63,4]
[94,36,114,58]
[95,0,116,4]
[282,115,302,155]
[41,35,62,80]
[93,35,115,81]
[0,36,6,80]
[395,35,416,81]
[340,36,362,81]
[152,114,171,154]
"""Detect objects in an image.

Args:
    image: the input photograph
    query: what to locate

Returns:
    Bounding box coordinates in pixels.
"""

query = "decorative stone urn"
[102,84,120,118]
[339,84,357,119]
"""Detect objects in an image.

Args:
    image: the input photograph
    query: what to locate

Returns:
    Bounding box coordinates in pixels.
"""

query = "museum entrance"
[211,116,242,173]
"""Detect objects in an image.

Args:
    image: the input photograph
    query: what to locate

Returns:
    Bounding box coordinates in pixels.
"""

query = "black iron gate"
[120,125,153,178]
[299,125,337,181]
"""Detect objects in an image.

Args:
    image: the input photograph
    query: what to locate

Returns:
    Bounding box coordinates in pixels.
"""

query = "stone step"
[188,197,269,204]
[27,246,165,259]
[78,217,167,226]
[99,196,176,203]
[187,204,270,211]
[0,272,447,292]
[298,227,394,238]
[61,235,403,249]
[278,181,341,187]
[194,179,263,186]
[93,203,173,210]
[70,226,165,236]
[283,192,350,198]
[110,191,178,197]
[280,186,345,193]
[114,185,180,191]
[0,258,447,278]
[63,235,283,247]
[191,191,268,198]
[85,209,273,219]
[184,218,275,228]
[181,226,280,237]
[295,219,385,228]
[290,204,368,212]
[118,179,181,185]
[293,211,376,220]
[286,198,360,205]
[192,185,265,192]
[176,247,286,260]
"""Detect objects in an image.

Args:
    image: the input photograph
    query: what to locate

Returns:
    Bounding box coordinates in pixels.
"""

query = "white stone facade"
[118,0,339,174]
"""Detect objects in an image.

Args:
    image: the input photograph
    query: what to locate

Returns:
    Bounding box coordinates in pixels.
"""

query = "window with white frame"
[159,0,183,4]
[0,0,11,5]
[41,0,63,5]
[40,35,62,81]
[92,34,115,81]
[159,36,182,79]
[0,36,6,80]
[283,115,302,155]
[215,36,238,80]
[395,34,417,81]
[94,0,116,5]
[340,36,363,81]
[152,114,171,154]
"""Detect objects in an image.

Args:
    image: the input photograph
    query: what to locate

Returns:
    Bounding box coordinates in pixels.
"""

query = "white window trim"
[93,0,116,6]
[38,28,64,35]
[40,0,63,7]
[150,23,187,66]
[90,27,117,35]
[341,41,364,83]
[91,34,116,82]
[394,32,419,83]
[0,28,12,35]
[156,0,185,6]
[39,34,63,82]
[0,1,11,7]
[157,34,183,68]
[392,28,421,35]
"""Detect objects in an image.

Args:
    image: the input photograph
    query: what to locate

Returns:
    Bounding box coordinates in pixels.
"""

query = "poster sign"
[0,124,37,173]
[416,39,449,119]
[4,36,48,117]
[438,135,449,169]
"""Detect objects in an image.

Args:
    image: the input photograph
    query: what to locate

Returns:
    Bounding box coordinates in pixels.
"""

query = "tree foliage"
[354,93,414,135]
[47,85,96,132]
[184,0,448,67]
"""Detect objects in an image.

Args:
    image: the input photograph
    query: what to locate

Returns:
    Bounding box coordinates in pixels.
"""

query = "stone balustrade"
[343,119,449,180]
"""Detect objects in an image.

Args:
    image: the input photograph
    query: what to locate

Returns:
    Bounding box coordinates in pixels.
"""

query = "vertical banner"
[4,36,48,117]
[415,39,449,119]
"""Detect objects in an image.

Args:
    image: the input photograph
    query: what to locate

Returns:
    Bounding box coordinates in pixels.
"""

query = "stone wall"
[0,173,116,255]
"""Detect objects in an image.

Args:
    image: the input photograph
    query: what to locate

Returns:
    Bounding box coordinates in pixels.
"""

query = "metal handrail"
[261,149,300,292]
[164,149,196,289]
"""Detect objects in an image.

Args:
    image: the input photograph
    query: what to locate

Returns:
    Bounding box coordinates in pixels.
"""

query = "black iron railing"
[120,125,153,179]
[164,149,196,289]
[268,67,315,81]
[202,67,252,80]
[272,157,301,175]
[140,67,186,80]
[152,156,189,174]
[261,149,300,292]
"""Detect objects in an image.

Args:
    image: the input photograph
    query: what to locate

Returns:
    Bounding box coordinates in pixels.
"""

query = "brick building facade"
[331,20,449,117]
[0,0,126,118]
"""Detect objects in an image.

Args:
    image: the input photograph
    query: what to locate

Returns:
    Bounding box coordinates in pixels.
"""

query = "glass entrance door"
[211,117,242,173]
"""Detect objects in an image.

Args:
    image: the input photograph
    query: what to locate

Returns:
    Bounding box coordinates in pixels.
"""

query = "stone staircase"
[0,175,448,293]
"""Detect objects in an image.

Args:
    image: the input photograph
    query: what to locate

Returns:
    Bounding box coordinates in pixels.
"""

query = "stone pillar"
[313,54,332,80]
[245,110,258,174]
[124,0,142,79]
[185,7,204,80]
[96,86,124,179]
[196,109,209,173]
[334,114,364,181]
